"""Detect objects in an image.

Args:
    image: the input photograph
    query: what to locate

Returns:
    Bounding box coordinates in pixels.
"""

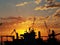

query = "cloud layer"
[16,0,41,7]
[53,9,60,17]
[45,0,60,7]
[35,0,41,4]
[34,6,58,10]
[34,0,60,11]
[16,2,29,6]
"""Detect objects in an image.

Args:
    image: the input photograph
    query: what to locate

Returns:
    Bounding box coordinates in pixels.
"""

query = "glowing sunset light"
[0,0,60,44]
[0,16,60,41]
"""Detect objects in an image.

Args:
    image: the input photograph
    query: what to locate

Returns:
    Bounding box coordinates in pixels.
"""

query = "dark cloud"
[45,0,60,8]
[34,0,60,10]
[0,16,25,20]
[34,6,58,10]
[0,16,26,26]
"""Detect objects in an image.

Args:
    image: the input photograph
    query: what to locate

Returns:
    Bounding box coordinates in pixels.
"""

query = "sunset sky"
[0,0,60,17]
[0,0,60,40]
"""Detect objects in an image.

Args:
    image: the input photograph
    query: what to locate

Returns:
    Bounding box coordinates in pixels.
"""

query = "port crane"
[28,16,36,32]
[0,29,19,44]
[44,21,50,34]
[44,20,60,38]
[11,29,19,39]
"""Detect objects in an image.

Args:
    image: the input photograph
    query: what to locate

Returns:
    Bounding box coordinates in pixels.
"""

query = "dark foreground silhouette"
[0,28,60,45]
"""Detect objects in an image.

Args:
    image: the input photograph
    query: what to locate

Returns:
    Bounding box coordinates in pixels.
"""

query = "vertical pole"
[38,31,41,39]
[16,33,19,39]
[12,36,14,41]
[1,36,3,45]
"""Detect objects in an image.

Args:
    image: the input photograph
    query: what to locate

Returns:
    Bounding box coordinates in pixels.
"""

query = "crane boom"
[11,29,19,39]
[44,21,50,34]
[32,17,36,29]
[11,29,16,35]
[30,16,36,30]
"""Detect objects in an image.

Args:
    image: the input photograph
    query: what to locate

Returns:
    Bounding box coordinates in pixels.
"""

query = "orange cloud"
[34,0,60,11]
[53,9,60,18]
[16,2,29,7]
[34,6,58,10]
[45,0,60,7]
[0,16,60,36]
[16,0,42,7]
[35,0,41,4]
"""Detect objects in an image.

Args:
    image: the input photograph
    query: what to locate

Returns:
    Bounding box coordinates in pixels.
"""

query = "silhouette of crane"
[44,21,51,36]
[29,16,36,32]
[11,29,19,39]
[11,29,16,34]
[32,16,36,29]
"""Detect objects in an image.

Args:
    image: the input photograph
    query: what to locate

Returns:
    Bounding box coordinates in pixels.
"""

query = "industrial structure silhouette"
[0,28,60,45]
[0,17,60,45]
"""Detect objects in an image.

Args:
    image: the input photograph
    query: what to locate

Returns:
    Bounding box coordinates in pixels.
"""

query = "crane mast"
[28,16,36,32]
[31,16,36,30]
